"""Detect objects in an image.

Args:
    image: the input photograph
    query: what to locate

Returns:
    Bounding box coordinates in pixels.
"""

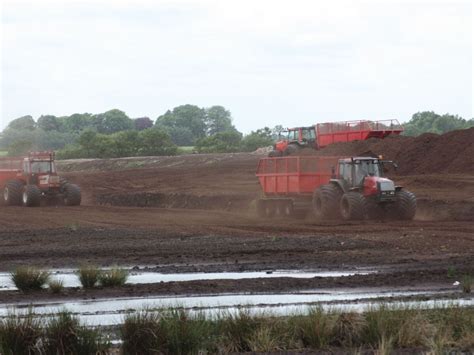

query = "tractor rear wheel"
[340,192,367,220]
[393,190,416,220]
[284,144,299,156]
[3,180,23,206]
[22,185,41,207]
[313,184,343,220]
[63,183,81,206]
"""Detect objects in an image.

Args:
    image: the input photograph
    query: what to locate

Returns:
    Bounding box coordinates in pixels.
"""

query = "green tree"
[195,131,243,153]
[240,127,274,152]
[110,130,140,157]
[205,106,236,135]
[7,115,36,131]
[7,140,33,156]
[92,109,133,134]
[138,128,178,156]
[155,105,207,145]
[63,113,93,132]
[37,115,62,131]
[403,111,473,136]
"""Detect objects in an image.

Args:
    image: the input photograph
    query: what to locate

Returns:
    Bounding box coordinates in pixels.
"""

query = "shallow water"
[0,268,373,291]
[1,288,468,326]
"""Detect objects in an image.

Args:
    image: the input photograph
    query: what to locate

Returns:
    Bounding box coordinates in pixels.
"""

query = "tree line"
[0,105,280,158]
[0,107,471,158]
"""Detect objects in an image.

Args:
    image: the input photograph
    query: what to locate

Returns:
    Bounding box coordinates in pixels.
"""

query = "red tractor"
[0,151,81,207]
[269,119,404,156]
[256,155,416,220]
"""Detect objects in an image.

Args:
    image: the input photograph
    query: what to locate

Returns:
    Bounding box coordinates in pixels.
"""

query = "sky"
[0,0,472,133]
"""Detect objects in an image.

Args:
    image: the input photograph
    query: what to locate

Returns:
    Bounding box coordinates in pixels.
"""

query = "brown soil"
[0,129,473,301]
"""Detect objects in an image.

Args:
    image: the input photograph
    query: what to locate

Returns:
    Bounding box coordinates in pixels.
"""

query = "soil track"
[0,129,473,300]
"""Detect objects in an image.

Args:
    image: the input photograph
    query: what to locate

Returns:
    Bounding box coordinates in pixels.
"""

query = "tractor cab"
[22,151,61,190]
[336,157,397,201]
[273,126,317,155]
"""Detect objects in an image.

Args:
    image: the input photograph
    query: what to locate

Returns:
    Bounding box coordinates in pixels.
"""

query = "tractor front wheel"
[63,183,82,206]
[22,185,41,207]
[3,180,23,206]
[340,192,367,220]
[393,190,416,220]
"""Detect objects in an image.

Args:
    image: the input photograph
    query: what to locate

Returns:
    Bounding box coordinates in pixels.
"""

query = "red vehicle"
[269,119,403,156]
[0,151,81,207]
[256,155,416,220]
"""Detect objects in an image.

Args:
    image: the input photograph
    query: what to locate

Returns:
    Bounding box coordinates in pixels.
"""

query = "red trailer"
[256,155,416,220]
[269,119,403,156]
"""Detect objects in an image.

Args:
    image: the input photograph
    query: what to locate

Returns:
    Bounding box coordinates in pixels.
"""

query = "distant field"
[177,146,195,154]
[0,151,7,157]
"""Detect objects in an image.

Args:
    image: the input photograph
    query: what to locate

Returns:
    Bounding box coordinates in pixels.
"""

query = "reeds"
[98,267,128,287]
[0,311,109,354]
[10,267,50,292]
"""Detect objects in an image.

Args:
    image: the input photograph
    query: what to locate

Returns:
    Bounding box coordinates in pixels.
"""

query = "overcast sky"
[1,0,472,133]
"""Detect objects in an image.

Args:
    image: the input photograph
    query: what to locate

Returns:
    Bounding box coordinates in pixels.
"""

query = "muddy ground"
[0,130,473,303]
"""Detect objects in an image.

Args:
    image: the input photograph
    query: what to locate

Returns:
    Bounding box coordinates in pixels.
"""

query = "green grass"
[0,311,109,354]
[10,267,50,292]
[98,267,128,287]
[48,278,65,294]
[78,265,100,289]
[0,312,42,355]
[461,274,472,294]
[2,304,473,353]
[0,151,7,157]
[177,146,195,154]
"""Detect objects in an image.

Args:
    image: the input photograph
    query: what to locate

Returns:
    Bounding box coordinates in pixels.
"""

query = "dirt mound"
[297,128,474,175]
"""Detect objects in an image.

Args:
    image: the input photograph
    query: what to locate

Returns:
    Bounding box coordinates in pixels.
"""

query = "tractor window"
[340,163,352,183]
[354,161,381,185]
[302,129,315,140]
[288,130,298,141]
[31,161,55,174]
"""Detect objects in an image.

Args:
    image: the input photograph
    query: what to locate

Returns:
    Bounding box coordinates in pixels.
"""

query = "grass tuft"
[461,274,472,294]
[0,312,43,355]
[98,267,128,287]
[294,306,333,349]
[122,310,165,354]
[44,311,109,354]
[332,312,365,347]
[48,278,65,294]
[78,265,100,289]
[10,267,50,292]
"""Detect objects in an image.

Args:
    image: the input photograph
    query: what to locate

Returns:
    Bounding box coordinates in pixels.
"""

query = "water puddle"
[1,288,469,326]
[0,268,373,291]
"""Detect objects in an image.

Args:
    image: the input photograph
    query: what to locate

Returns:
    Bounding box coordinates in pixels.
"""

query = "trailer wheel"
[393,190,416,220]
[283,200,294,218]
[313,184,343,220]
[3,180,23,206]
[256,199,266,218]
[340,192,367,220]
[63,183,82,206]
[264,200,276,218]
[22,185,41,207]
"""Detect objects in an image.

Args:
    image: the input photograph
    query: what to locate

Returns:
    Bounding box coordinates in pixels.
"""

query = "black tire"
[313,184,343,220]
[3,180,23,206]
[340,192,367,220]
[22,185,41,207]
[283,200,294,218]
[264,200,275,218]
[256,199,266,218]
[63,183,81,206]
[393,190,416,220]
[284,144,299,156]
